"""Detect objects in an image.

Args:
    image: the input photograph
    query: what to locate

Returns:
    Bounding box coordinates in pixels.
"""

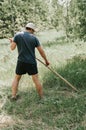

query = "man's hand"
[9,38,16,50]
[9,38,13,43]
[45,60,50,66]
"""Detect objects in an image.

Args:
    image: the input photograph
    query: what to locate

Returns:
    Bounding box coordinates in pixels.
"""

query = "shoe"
[10,96,18,101]
[8,95,20,101]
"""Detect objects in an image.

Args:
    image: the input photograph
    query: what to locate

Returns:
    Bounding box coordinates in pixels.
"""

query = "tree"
[69,0,86,40]
[0,0,49,38]
[49,0,63,30]
[77,0,86,40]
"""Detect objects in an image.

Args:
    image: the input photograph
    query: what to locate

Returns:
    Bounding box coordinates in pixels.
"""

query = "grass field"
[0,30,86,130]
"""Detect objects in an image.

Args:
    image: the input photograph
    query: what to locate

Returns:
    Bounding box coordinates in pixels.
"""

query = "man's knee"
[32,74,40,83]
[15,75,21,81]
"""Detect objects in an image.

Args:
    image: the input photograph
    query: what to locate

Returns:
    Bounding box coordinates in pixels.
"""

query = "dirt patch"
[0,114,14,129]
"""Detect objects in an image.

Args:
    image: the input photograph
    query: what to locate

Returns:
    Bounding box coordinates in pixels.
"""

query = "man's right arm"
[9,38,16,50]
[37,45,50,66]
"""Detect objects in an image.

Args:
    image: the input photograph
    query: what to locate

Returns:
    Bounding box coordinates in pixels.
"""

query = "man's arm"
[9,38,16,50]
[37,45,50,66]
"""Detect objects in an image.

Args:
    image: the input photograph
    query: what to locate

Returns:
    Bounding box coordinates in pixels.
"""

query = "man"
[9,22,49,100]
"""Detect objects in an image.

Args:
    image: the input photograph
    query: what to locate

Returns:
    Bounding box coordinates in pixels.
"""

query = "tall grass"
[58,56,86,89]
[43,56,86,90]
[43,36,67,47]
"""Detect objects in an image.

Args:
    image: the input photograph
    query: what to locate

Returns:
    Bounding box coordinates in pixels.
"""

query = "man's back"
[14,31,40,64]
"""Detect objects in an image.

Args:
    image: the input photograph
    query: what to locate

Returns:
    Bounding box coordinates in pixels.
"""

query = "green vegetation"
[43,56,86,89]
[0,0,86,40]
[0,36,86,129]
[0,0,86,128]
[1,86,86,130]
[58,56,86,89]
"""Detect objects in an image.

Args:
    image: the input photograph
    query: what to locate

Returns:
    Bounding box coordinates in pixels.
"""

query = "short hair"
[26,27,34,31]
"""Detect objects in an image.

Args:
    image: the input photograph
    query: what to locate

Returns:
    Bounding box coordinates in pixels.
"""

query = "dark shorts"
[16,61,38,75]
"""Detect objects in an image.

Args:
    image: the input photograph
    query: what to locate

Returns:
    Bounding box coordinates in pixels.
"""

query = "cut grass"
[1,86,86,130]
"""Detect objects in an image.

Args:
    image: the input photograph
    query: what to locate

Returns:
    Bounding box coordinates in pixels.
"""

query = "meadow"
[0,30,86,130]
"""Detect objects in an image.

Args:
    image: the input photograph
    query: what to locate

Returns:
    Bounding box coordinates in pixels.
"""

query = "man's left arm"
[9,38,16,50]
[37,45,50,66]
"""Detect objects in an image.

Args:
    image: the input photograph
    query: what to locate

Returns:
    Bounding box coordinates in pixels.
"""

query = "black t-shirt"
[14,31,40,64]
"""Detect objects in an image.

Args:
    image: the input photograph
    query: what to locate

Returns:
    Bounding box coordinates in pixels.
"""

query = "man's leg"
[32,74,43,98]
[12,74,22,98]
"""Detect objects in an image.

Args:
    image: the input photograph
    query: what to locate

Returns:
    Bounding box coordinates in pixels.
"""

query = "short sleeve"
[13,34,18,44]
[35,37,40,47]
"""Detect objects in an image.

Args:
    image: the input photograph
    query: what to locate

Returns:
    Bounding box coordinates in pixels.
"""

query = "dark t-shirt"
[13,31,40,64]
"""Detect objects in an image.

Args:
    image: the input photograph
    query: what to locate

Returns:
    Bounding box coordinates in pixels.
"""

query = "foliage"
[43,56,86,89]
[50,0,63,30]
[50,0,86,41]
[58,56,86,89]
[76,0,86,40]
[0,0,48,38]
[0,0,86,40]
[69,0,86,40]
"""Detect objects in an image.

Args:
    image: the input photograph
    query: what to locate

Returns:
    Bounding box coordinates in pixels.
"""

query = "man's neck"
[26,30,34,34]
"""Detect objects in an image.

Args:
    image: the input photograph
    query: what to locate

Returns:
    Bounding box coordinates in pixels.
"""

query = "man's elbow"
[10,46,16,50]
[11,48,14,50]
[10,43,16,50]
